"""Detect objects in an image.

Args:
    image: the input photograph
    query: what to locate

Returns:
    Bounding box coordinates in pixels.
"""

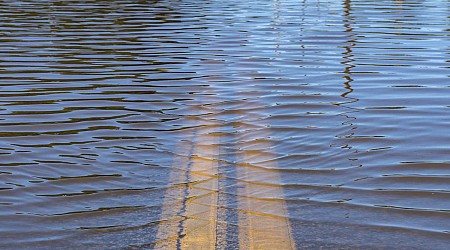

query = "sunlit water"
[1,0,449,249]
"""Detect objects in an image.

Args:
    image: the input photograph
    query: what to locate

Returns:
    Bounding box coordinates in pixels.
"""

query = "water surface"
[0,0,449,249]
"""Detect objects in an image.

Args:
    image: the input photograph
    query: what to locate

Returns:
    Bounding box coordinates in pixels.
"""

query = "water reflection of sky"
[0,0,449,249]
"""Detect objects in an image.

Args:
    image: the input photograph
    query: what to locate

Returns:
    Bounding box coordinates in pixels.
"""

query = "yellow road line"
[154,130,195,249]
[179,136,220,249]
[237,141,296,249]
[155,121,220,249]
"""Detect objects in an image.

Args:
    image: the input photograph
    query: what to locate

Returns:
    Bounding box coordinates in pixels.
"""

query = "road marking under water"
[178,132,220,249]
[155,105,295,249]
[237,138,296,249]
[154,121,220,249]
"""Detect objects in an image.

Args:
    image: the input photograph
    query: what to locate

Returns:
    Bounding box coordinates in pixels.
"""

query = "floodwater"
[1,0,449,249]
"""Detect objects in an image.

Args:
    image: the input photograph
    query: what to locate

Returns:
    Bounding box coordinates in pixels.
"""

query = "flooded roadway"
[0,0,450,249]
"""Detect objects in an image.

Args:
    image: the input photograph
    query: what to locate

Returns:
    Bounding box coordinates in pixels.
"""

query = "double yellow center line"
[154,104,295,249]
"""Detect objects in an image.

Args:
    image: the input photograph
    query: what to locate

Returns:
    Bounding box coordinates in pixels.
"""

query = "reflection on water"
[1,0,450,249]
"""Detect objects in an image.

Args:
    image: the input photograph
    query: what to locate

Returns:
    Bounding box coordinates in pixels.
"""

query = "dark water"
[1,0,450,249]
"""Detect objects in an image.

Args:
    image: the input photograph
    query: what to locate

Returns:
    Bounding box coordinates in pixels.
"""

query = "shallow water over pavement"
[0,0,450,249]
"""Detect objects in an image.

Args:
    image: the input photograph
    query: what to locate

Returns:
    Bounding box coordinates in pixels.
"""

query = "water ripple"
[0,0,449,249]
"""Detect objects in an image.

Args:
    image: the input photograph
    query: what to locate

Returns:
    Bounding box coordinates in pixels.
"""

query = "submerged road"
[0,0,450,249]
[154,93,295,249]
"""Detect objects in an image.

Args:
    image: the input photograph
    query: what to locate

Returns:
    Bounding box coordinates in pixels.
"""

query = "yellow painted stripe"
[179,134,220,249]
[155,123,220,249]
[236,114,296,249]
[154,130,195,249]
[237,149,296,249]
